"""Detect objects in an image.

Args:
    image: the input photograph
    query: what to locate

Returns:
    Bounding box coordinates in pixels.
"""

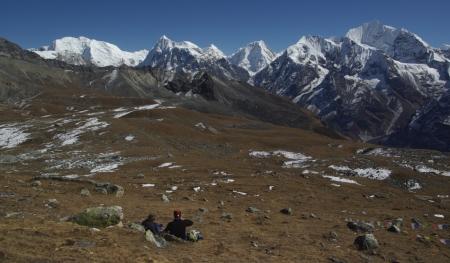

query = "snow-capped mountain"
[228,40,276,76]
[253,21,450,145]
[31,37,148,67]
[139,35,249,81]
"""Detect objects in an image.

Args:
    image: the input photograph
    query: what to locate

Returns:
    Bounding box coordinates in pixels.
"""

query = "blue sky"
[1,0,449,54]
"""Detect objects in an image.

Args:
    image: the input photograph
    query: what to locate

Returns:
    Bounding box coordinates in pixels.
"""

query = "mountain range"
[18,21,450,151]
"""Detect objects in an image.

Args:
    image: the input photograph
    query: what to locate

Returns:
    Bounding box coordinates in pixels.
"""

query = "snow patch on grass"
[323,175,360,185]
[0,124,30,149]
[54,117,109,146]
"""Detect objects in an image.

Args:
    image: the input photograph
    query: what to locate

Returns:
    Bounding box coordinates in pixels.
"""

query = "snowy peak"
[345,21,432,63]
[140,36,248,81]
[229,40,276,75]
[285,36,338,65]
[203,44,226,60]
[153,35,202,54]
[346,21,401,49]
[31,36,148,67]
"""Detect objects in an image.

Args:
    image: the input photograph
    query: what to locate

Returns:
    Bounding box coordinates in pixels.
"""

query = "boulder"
[347,221,374,233]
[80,188,91,197]
[71,206,123,228]
[94,183,124,197]
[145,230,167,248]
[161,194,170,203]
[388,218,403,233]
[46,199,59,208]
[221,212,233,220]
[128,222,145,232]
[354,234,379,250]
[280,208,293,215]
[246,207,260,213]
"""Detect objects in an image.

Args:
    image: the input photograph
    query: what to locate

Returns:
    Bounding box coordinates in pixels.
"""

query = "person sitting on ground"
[164,210,193,240]
[141,214,163,235]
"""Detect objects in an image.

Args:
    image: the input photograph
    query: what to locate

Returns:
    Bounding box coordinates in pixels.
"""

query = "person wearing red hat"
[164,210,193,240]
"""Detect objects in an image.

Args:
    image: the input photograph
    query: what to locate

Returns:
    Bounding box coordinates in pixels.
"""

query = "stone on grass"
[347,221,374,233]
[246,207,260,213]
[46,199,59,208]
[354,234,379,250]
[80,188,91,197]
[71,206,123,228]
[221,212,233,220]
[94,183,124,197]
[128,222,145,232]
[145,230,167,248]
[161,194,170,203]
[280,208,293,215]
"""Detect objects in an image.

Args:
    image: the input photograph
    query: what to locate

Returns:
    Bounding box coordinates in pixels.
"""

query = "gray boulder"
[94,183,124,197]
[128,222,145,232]
[145,230,167,248]
[354,234,379,250]
[280,208,293,215]
[246,207,260,213]
[347,221,374,233]
[71,206,123,228]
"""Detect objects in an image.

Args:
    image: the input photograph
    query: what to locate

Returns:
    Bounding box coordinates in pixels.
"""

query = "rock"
[324,231,338,242]
[199,207,209,213]
[388,218,403,233]
[145,230,167,248]
[347,221,374,233]
[207,126,219,134]
[280,208,293,215]
[221,212,233,220]
[354,234,379,250]
[94,183,124,197]
[46,199,59,208]
[31,180,42,187]
[71,206,123,228]
[95,187,108,195]
[387,224,401,233]
[195,122,207,130]
[80,188,91,197]
[309,213,318,219]
[135,173,145,178]
[161,194,170,203]
[128,222,145,232]
[246,207,260,213]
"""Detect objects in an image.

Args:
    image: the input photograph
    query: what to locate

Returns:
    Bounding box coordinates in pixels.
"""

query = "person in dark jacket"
[164,210,193,240]
[141,214,163,235]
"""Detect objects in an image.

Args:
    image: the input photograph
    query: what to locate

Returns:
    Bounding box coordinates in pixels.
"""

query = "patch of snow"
[232,190,247,196]
[354,168,391,180]
[249,150,272,158]
[90,162,121,173]
[158,162,173,168]
[0,124,30,149]
[54,117,109,146]
[142,183,155,187]
[125,135,135,141]
[329,165,391,180]
[323,175,360,185]
[415,165,450,177]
